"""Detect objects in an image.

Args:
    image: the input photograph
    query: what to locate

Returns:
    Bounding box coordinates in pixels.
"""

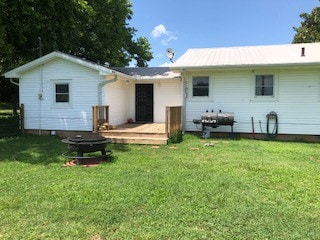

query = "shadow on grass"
[110,143,131,152]
[0,135,75,165]
[0,135,131,165]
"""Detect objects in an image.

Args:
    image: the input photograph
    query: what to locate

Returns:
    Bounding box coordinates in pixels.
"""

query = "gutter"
[98,74,118,105]
[171,62,320,72]
[10,78,19,86]
[98,70,135,105]
[181,70,186,133]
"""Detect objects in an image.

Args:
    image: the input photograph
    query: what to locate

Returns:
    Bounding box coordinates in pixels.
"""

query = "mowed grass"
[0,135,320,239]
[0,102,13,117]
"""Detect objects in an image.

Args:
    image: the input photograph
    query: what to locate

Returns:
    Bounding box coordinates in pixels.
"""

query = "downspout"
[181,69,187,133]
[98,74,118,105]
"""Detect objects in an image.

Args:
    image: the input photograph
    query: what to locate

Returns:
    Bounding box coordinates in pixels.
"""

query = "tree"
[0,0,153,102]
[293,6,320,43]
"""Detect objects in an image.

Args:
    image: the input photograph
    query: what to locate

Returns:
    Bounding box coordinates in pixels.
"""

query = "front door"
[135,84,153,122]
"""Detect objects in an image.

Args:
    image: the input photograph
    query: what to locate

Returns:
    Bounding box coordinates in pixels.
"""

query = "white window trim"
[51,79,73,109]
[188,74,214,102]
[250,72,279,102]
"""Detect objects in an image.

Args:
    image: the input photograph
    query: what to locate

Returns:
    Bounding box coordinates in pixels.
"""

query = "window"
[55,83,69,103]
[193,76,209,97]
[51,79,72,108]
[255,75,274,96]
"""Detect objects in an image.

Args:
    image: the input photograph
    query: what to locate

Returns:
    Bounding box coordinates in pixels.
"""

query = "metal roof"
[171,43,320,69]
[112,67,181,80]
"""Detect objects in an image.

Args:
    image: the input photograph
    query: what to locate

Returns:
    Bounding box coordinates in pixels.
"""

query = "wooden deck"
[99,123,168,145]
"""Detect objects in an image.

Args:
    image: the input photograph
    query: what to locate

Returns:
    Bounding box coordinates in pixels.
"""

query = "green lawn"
[0,103,13,117]
[0,135,320,239]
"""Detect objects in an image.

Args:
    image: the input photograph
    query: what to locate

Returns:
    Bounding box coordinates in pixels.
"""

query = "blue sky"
[129,0,319,67]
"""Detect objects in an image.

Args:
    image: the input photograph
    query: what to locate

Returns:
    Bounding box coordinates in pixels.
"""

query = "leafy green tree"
[293,6,320,43]
[0,0,153,102]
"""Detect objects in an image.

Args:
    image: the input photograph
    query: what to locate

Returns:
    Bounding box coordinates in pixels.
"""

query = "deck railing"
[165,106,182,138]
[92,105,109,132]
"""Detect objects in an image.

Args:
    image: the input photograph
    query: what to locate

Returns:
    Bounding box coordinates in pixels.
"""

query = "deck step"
[98,123,168,145]
[108,136,168,145]
[100,131,167,139]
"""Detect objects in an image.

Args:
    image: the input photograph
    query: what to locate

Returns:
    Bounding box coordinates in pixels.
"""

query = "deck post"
[92,106,97,132]
[20,103,25,134]
[92,105,109,132]
[165,106,182,138]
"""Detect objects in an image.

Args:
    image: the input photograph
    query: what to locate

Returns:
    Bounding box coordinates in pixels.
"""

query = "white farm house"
[4,42,320,142]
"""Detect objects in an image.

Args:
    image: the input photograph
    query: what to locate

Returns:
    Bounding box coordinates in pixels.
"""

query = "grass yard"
[0,134,320,239]
[0,102,14,116]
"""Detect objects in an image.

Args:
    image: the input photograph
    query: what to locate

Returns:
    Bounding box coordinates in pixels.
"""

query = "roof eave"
[110,70,135,80]
[3,51,121,78]
[170,62,320,71]
[3,52,59,78]
[135,76,181,81]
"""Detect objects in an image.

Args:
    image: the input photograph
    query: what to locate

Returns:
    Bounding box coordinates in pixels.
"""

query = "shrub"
[169,130,183,144]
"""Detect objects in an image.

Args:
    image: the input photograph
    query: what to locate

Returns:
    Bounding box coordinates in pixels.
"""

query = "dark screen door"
[135,84,153,122]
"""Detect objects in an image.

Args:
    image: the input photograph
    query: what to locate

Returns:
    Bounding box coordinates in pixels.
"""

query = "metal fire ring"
[61,150,112,159]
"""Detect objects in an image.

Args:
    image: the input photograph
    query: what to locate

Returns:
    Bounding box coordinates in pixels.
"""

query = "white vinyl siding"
[185,68,320,135]
[153,79,183,122]
[19,58,103,131]
[125,79,183,123]
[105,79,131,126]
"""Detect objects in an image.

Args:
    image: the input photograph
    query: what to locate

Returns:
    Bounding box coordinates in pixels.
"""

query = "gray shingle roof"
[112,67,180,79]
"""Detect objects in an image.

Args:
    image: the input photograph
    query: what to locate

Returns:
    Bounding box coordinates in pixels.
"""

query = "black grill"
[193,110,235,133]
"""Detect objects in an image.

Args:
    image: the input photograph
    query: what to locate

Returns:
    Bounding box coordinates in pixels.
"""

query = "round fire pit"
[61,134,112,164]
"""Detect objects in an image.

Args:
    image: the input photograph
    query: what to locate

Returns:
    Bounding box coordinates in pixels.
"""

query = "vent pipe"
[301,47,305,57]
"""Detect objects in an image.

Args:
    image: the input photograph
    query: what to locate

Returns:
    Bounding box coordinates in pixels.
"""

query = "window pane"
[263,87,273,96]
[256,76,263,86]
[56,84,69,93]
[55,83,69,103]
[193,88,209,96]
[193,76,209,96]
[264,76,273,87]
[193,77,209,87]
[255,75,273,96]
[255,87,262,96]
[56,94,69,103]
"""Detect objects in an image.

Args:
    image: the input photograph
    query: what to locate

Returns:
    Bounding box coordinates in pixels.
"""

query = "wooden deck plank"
[99,123,168,145]
[109,123,166,133]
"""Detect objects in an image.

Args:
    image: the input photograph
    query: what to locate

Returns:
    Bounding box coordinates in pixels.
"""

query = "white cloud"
[151,24,177,46]
[151,24,167,38]
[161,36,178,46]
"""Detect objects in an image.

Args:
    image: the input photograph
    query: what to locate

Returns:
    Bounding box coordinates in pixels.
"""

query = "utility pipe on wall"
[98,74,118,105]
[38,64,44,135]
